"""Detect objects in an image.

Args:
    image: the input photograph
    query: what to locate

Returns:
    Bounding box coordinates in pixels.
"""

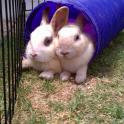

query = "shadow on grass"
[89,31,124,78]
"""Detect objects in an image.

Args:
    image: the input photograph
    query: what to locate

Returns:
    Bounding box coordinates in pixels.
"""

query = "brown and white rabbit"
[56,8,95,84]
[22,7,69,80]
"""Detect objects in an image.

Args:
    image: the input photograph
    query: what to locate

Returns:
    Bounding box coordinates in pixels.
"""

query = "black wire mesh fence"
[0,0,44,123]
[0,0,25,123]
[25,0,43,19]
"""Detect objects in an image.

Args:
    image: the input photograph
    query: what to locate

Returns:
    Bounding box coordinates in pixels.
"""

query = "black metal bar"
[32,0,33,10]
[4,0,12,122]
[25,9,32,11]
[18,0,24,81]
[38,0,40,4]
[8,0,15,116]
[11,0,17,105]
[0,0,7,123]
[16,0,20,87]
[14,0,19,101]
[17,0,20,84]
[23,0,26,28]
[19,0,26,81]
[11,0,16,116]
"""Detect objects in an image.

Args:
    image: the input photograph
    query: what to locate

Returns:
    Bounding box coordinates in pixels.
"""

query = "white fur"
[22,6,69,80]
[23,34,61,79]
[56,25,95,83]
[26,25,56,62]
[22,6,70,80]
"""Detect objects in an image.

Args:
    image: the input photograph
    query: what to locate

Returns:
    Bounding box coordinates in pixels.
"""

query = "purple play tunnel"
[24,0,124,57]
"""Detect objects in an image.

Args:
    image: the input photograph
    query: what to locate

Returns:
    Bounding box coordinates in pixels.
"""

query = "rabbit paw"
[75,75,86,84]
[75,66,87,84]
[39,71,54,80]
[60,71,71,81]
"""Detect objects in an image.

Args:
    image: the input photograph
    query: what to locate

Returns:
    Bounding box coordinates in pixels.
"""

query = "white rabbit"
[22,6,69,80]
[56,9,95,84]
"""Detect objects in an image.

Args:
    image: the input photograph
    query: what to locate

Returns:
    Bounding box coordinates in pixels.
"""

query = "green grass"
[48,101,65,112]
[42,80,56,94]
[1,30,123,123]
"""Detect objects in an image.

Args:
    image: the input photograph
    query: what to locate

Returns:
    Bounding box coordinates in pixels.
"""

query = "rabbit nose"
[31,53,37,58]
[60,51,69,56]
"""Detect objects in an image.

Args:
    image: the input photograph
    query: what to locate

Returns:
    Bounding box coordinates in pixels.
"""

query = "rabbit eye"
[74,35,80,41]
[44,37,53,46]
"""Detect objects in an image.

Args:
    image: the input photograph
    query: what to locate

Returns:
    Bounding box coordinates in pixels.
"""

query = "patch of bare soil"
[49,83,78,102]
[83,76,98,91]
[27,83,51,114]
[49,111,75,124]
[26,75,99,114]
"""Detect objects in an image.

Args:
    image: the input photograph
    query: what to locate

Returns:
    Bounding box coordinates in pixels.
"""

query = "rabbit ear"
[76,14,84,28]
[50,6,69,35]
[41,7,50,25]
